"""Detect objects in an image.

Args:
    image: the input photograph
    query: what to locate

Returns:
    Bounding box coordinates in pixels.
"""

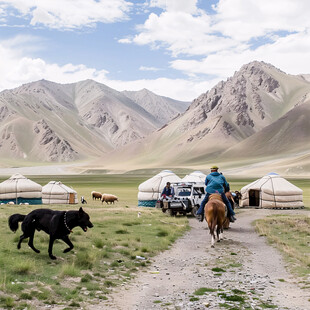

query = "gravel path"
[91,209,310,310]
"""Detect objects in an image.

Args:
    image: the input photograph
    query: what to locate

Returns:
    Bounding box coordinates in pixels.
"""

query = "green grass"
[193,287,217,295]
[212,267,226,273]
[0,174,190,309]
[255,215,310,279]
[0,174,309,309]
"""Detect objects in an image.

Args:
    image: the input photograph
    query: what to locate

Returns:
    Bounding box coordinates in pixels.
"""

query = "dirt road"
[92,209,310,310]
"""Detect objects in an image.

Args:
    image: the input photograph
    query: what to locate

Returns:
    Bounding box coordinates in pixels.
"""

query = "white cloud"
[213,0,310,41]
[135,0,310,57]
[0,0,132,29]
[120,0,310,80]
[2,1,310,103]
[0,35,109,90]
[0,34,201,101]
[149,0,198,14]
[171,29,310,79]
[128,11,239,57]
[139,66,161,72]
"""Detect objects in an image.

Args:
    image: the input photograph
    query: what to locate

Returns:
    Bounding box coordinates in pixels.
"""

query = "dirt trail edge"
[92,209,310,310]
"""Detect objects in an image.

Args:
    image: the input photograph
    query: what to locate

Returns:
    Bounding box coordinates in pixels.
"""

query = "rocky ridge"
[0,79,188,162]
[106,61,310,171]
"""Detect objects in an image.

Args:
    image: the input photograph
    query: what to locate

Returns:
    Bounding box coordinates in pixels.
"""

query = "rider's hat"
[210,165,219,170]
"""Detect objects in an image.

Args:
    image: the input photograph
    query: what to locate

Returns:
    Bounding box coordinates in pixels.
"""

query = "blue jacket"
[205,172,229,194]
[161,186,175,197]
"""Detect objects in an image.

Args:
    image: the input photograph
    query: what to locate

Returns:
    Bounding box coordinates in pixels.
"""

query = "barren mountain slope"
[99,61,310,170]
[75,80,161,148]
[0,79,186,162]
[122,88,189,125]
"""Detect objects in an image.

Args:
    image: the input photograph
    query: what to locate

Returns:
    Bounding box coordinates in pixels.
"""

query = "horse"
[204,194,229,247]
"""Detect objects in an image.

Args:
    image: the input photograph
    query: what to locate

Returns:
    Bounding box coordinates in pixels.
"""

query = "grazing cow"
[205,194,228,247]
[101,194,118,204]
[91,191,102,200]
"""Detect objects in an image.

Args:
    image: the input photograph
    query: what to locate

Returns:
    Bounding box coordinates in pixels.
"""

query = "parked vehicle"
[157,182,205,216]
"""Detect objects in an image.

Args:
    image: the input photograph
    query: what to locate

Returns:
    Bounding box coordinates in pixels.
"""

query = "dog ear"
[79,207,84,215]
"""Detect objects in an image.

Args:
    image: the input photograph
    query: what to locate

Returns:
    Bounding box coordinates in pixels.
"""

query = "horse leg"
[211,231,215,247]
[209,223,216,247]
[217,226,221,242]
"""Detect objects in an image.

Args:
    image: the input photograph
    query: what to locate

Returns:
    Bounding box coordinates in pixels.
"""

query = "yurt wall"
[240,174,303,209]
[0,173,42,205]
[138,170,181,207]
[42,181,78,204]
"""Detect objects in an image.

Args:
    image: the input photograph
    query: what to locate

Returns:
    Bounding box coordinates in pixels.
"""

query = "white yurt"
[0,173,42,205]
[182,171,206,183]
[240,173,303,209]
[138,170,181,207]
[42,181,78,204]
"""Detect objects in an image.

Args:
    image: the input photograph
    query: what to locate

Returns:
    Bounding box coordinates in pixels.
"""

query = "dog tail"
[8,214,26,232]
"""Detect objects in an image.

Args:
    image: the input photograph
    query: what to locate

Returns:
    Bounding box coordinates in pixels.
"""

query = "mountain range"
[97,61,310,175]
[0,80,188,162]
[0,61,310,176]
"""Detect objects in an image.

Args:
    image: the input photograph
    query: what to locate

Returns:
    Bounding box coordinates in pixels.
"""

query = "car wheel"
[169,209,176,216]
[191,205,198,217]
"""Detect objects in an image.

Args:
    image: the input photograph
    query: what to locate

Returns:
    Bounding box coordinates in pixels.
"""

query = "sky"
[0,0,310,101]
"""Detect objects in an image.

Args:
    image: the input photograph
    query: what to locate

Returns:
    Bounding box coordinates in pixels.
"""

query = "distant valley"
[1,61,310,176]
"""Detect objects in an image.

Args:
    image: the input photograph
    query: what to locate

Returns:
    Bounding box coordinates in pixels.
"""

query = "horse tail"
[8,214,26,232]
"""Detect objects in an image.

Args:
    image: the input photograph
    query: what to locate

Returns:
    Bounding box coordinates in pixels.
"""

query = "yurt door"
[69,193,75,204]
[249,189,260,207]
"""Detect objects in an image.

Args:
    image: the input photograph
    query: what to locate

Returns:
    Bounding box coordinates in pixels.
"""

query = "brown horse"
[205,194,228,247]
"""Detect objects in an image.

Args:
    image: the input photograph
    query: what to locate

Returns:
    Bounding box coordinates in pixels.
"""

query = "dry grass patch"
[255,215,310,279]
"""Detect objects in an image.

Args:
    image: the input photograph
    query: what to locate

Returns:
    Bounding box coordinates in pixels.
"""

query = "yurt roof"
[0,173,42,191]
[42,181,77,194]
[241,174,302,195]
[9,173,27,180]
[138,170,181,192]
[182,171,206,183]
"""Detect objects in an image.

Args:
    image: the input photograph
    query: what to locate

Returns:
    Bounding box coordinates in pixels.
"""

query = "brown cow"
[205,194,229,247]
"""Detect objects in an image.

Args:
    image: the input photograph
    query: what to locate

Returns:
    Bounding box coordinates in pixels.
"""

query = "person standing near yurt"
[195,166,236,222]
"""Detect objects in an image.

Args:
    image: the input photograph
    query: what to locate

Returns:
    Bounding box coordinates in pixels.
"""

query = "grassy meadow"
[0,173,309,309]
[0,174,190,309]
[255,215,310,280]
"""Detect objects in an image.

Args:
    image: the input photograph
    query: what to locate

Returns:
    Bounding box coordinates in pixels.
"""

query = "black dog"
[8,207,93,260]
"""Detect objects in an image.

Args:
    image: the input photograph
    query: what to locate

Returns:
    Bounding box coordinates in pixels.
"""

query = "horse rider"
[161,182,175,199]
[196,166,236,223]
